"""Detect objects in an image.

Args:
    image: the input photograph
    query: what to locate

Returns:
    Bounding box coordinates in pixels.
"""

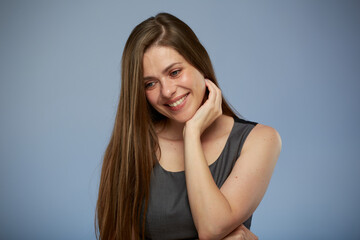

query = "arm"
[184,80,281,240]
[197,225,259,240]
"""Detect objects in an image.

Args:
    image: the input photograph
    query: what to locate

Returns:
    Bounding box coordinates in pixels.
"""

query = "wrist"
[183,122,201,139]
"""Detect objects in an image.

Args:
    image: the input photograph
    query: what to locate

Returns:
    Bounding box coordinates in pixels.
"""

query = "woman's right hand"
[221,225,258,240]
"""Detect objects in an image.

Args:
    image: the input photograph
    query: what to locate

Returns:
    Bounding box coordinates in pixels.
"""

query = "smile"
[168,94,188,107]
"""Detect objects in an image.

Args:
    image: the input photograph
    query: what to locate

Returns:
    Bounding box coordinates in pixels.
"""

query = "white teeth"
[168,95,187,107]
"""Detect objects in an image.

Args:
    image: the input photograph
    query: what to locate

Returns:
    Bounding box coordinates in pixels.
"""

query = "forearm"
[184,129,240,239]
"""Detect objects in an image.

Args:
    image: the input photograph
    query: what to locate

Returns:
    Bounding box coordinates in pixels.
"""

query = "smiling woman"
[143,46,206,123]
[96,12,281,240]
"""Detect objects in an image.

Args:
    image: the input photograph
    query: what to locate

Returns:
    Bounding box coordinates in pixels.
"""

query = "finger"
[206,80,222,102]
[239,225,258,239]
[205,79,216,101]
[203,80,222,120]
[205,80,219,105]
[206,80,222,112]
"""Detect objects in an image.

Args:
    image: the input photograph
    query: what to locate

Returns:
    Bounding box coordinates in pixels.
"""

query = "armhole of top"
[234,117,258,160]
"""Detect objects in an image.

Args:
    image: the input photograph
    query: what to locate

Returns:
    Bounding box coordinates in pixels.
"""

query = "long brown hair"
[96,12,236,240]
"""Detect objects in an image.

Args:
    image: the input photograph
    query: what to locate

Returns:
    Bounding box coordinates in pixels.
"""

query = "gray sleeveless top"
[144,117,257,240]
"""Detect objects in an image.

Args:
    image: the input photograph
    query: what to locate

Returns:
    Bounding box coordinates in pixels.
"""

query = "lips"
[165,93,189,111]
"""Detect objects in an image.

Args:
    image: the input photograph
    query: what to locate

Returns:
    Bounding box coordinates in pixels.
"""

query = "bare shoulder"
[220,123,282,219]
[243,123,282,155]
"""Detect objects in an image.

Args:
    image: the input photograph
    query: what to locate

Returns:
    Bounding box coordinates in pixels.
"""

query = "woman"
[96,13,281,240]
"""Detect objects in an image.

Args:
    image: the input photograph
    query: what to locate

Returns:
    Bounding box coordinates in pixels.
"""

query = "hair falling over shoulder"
[96,12,236,240]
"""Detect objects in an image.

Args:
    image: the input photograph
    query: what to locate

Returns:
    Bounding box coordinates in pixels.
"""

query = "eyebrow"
[143,62,181,81]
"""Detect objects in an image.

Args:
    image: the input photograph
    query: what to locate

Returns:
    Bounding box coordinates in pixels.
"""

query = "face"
[143,46,206,124]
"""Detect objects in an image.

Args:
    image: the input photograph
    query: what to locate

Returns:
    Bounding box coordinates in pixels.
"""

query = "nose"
[160,80,176,98]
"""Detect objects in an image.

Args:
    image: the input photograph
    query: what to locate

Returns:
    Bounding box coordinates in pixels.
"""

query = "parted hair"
[96,12,236,240]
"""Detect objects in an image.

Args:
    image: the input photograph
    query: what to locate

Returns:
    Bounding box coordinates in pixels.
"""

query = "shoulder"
[242,123,282,157]
[251,124,281,142]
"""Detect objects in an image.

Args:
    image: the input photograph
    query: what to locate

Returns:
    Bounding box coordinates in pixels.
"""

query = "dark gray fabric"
[145,117,257,240]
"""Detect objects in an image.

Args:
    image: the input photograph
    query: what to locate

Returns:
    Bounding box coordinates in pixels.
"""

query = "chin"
[169,112,196,124]
[159,105,198,124]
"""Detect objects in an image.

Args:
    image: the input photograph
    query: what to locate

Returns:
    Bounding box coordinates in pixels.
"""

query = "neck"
[157,119,185,141]
[157,115,227,142]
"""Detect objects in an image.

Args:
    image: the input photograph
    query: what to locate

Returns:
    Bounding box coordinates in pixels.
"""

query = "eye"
[145,81,156,89]
[170,70,181,77]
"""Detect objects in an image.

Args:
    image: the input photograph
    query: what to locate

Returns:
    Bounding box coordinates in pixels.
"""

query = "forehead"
[143,46,186,75]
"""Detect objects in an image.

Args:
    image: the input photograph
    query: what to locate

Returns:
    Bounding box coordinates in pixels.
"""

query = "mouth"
[165,93,189,110]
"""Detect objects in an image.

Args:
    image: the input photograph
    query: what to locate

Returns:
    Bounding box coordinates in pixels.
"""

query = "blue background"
[1,0,359,239]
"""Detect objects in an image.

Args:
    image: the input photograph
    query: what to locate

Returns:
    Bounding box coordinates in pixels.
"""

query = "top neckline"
[156,117,236,174]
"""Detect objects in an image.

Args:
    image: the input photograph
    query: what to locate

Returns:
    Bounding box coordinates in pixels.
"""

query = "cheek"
[184,71,205,89]
[145,90,164,114]
[145,92,156,106]
[200,80,206,94]
[194,74,206,96]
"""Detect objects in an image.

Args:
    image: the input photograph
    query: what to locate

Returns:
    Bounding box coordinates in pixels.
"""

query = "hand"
[184,79,222,136]
[221,225,258,240]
